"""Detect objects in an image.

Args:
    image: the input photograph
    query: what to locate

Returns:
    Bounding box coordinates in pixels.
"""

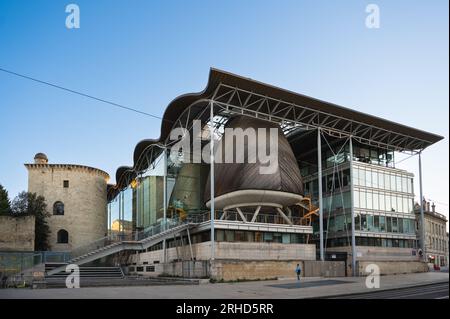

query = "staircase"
[44,263,200,288]
[46,264,124,279]
[46,222,197,276]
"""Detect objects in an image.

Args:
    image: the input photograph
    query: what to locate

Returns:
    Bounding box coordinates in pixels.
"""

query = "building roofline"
[108,67,444,200]
[25,163,110,180]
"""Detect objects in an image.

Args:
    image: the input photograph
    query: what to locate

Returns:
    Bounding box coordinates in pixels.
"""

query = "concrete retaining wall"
[357,261,428,276]
[211,260,304,281]
[130,241,316,265]
[303,261,346,277]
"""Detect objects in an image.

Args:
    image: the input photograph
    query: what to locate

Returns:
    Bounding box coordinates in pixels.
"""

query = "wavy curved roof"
[108,68,443,201]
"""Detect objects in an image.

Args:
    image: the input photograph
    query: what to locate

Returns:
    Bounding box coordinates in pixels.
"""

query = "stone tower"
[25,153,110,252]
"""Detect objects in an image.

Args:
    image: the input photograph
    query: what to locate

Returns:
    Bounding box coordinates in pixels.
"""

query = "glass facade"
[140,230,308,252]
[108,150,210,235]
[304,141,417,249]
[107,138,418,252]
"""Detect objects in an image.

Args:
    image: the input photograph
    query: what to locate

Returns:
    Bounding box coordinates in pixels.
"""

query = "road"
[328,281,449,299]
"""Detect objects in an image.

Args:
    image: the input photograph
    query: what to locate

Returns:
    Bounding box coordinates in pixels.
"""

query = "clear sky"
[0,1,448,225]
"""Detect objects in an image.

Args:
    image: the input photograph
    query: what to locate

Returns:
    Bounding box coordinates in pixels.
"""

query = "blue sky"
[0,0,448,223]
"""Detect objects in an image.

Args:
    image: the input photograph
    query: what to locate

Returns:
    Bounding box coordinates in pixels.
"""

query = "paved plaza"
[0,272,448,299]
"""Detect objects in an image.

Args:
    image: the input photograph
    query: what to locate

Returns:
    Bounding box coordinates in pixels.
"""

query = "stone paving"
[0,272,448,299]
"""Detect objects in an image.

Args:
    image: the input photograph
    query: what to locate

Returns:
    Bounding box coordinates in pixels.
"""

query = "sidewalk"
[0,272,448,299]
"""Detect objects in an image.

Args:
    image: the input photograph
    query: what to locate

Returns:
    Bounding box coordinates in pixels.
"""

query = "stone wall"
[326,246,425,275]
[128,241,319,280]
[211,260,303,281]
[27,164,108,251]
[130,241,316,265]
[0,215,35,251]
[303,260,346,277]
[357,261,428,276]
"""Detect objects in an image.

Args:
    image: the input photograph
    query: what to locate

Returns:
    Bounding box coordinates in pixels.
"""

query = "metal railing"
[187,210,308,226]
[0,251,71,276]
[69,216,191,261]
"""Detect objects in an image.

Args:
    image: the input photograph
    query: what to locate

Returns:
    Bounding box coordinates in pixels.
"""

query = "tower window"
[53,201,64,215]
[57,229,69,244]
[63,180,69,188]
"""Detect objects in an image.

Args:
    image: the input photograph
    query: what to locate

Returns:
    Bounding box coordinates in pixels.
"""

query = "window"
[57,229,69,243]
[373,192,379,210]
[378,172,384,189]
[398,218,404,233]
[367,215,374,231]
[355,214,360,231]
[361,214,367,231]
[392,217,398,233]
[372,171,378,188]
[379,216,386,232]
[390,175,396,191]
[354,191,360,208]
[359,169,366,186]
[373,215,380,232]
[63,180,69,188]
[386,217,392,232]
[379,193,385,211]
[384,174,390,190]
[367,192,373,210]
[366,170,372,188]
[53,201,64,215]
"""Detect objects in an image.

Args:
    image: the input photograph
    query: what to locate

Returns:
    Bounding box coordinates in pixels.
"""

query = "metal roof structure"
[107,68,443,200]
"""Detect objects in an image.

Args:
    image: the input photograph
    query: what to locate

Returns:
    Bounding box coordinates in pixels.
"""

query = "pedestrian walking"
[295,263,301,281]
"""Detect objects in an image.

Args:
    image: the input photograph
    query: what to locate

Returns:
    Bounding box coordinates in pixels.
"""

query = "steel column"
[317,128,324,261]
[418,151,426,261]
[163,147,167,264]
[349,137,357,276]
[210,100,215,260]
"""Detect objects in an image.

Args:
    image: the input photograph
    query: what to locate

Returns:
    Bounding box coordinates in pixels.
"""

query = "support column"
[163,147,167,263]
[186,228,194,261]
[418,151,426,261]
[210,101,215,261]
[317,128,324,261]
[349,137,357,276]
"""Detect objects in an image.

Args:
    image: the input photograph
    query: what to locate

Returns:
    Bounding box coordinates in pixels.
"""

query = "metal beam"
[251,206,262,223]
[276,208,293,225]
[236,207,248,222]
[210,100,215,261]
[186,228,194,261]
[418,151,426,262]
[163,147,167,264]
[318,128,324,261]
[349,137,357,276]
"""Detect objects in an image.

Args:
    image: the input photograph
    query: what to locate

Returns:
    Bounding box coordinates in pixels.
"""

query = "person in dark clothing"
[295,264,302,281]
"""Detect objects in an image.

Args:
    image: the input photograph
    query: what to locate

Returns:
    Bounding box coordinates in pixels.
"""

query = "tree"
[0,184,11,216]
[11,192,51,251]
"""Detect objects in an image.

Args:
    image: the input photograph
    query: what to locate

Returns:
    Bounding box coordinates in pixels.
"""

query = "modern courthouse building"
[101,68,444,279]
[13,69,443,280]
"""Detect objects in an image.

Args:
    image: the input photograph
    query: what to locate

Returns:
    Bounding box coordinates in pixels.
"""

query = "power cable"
[0,67,166,121]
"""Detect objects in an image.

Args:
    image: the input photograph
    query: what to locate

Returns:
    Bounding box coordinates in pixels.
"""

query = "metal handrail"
[67,209,309,263]
[186,210,307,226]
[69,216,191,261]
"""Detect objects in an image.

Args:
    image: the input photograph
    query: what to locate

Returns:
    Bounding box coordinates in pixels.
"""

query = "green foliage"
[0,184,11,216]
[11,192,51,251]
